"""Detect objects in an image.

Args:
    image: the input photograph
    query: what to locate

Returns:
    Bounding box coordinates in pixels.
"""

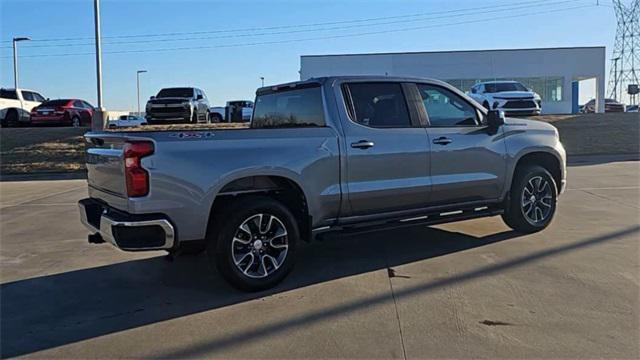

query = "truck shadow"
[2,224,636,357]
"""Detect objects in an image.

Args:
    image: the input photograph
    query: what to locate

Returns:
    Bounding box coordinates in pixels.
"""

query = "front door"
[342,82,431,216]
[415,83,507,205]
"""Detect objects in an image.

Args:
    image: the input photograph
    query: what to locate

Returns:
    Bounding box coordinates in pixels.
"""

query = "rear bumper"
[78,198,175,251]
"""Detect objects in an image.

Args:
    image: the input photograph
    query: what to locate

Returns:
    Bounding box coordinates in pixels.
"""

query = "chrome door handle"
[351,140,375,149]
[432,137,452,145]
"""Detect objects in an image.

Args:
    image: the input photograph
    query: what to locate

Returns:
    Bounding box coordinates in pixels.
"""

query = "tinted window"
[418,84,478,127]
[42,99,72,107]
[21,91,35,101]
[484,82,527,93]
[156,88,194,98]
[32,92,45,102]
[73,100,84,108]
[0,89,18,99]
[82,101,93,109]
[252,86,325,128]
[346,83,411,128]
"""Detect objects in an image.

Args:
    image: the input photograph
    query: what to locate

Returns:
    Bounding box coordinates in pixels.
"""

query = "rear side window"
[252,86,325,128]
[21,91,35,101]
[0,89,17,99]
[345,83,411,128]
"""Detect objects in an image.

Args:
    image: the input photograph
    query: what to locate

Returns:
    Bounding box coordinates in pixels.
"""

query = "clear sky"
[1,0,615,110]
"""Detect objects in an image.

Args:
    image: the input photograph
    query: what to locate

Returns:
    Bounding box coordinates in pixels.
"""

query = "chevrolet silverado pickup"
[79,76,566,291]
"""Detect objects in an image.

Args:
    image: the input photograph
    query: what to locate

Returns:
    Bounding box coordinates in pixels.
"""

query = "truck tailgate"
[85,133,128,197]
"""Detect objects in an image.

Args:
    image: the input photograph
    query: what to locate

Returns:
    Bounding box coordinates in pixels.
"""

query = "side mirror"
[149,96,155,100]
[486,109,505,130]
[196,94,203,100]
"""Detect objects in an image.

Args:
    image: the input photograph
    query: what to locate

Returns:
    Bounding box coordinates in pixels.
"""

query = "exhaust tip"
[88,233,105,244]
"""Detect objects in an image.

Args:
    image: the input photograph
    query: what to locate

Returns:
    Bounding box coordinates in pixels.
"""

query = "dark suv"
[145,87,211,124]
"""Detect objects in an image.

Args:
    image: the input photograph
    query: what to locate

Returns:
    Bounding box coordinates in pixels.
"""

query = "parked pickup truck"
[210,100,254,122]
[145,87,211,124]
[79,76,566,291]
[1,88,47,127]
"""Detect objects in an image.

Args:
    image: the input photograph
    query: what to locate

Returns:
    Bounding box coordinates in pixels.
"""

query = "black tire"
[4,109,19,127]
[207,196,298,292]
[191,110,198,123]
[71,116,81,127]
[502,165,558,233]
[212,113,223,123]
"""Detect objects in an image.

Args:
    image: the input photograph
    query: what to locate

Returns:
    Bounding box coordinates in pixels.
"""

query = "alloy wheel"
[231,213,289,279]
[521,176,553,224]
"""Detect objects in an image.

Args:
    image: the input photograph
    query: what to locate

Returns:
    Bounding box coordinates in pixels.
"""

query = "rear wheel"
[502,165,557,233]
[4,109,18,127]
[211,113,223,123]
[206,196,298,291]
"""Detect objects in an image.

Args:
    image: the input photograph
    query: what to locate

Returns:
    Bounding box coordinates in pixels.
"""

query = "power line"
[0,4,597,60]
[0,0,585,50]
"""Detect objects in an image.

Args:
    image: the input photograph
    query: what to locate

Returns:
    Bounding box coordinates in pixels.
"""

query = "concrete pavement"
[0,160,638,359]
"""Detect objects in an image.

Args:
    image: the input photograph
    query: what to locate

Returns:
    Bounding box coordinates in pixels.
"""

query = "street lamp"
[12,37,31,90]
[136,70,147,116]
[260,77,265,87]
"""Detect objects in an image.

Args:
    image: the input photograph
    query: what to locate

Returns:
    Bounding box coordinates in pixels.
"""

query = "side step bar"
[313,206,503,240]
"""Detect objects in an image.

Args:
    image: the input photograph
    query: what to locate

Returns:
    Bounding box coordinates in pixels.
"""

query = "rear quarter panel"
[130,127,341,241]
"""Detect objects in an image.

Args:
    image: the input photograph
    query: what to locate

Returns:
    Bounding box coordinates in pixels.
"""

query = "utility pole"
[92,0,106,130]
[12,37,30,90]
[136,70,147,116]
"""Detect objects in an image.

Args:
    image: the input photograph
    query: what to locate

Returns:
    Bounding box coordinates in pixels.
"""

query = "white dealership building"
[300,46,606,114]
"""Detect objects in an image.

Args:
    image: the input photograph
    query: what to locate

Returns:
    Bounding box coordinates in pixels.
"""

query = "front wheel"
[502,165,558,233]
[71,116,81,127]
[207,196,298,291]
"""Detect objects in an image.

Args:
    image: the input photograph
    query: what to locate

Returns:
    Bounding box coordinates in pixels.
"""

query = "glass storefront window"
[444,76,564,102]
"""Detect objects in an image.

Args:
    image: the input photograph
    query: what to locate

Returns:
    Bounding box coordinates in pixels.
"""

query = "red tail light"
[123,141,154,197]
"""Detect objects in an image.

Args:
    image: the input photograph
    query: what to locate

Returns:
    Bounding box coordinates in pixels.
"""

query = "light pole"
[260,77,265,87]
[12,37,30,90]
[92,0,105,130]
[136,70,147,116]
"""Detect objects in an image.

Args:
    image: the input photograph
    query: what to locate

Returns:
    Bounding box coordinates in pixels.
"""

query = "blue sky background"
[1,0,614,110]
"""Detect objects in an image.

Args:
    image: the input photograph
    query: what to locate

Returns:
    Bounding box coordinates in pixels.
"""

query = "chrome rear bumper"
[78,198,175,251]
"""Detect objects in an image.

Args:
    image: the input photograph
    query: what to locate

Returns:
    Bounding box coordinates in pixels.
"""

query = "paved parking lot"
[1,160,639,359]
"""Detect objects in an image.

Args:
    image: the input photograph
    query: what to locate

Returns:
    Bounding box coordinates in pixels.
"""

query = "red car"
[583,98,625,113]
[30,99,94,127]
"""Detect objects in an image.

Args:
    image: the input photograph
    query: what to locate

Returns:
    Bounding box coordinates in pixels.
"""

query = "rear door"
[341,82,431,216]
[416,83,506,205]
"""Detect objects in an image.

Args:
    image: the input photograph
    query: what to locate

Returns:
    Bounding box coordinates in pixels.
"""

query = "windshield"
[156,88,193,98]
[484,82,528,93]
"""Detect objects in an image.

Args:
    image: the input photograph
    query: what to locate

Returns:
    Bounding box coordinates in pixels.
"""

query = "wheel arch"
[206,174,312,243]
[511,151,563,193]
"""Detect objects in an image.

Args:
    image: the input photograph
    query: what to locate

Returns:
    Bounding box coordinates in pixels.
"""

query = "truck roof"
[255,75,450,95]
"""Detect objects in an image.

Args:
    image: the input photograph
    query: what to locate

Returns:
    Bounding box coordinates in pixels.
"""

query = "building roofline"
[301,46,606,58]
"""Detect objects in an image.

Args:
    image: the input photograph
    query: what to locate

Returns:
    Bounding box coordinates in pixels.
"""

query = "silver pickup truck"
[79,76,566,291]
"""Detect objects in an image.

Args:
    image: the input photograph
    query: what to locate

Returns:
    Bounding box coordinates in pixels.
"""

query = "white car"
[1,88,47,127]
[468,81,541,116]
[107,115,147,129]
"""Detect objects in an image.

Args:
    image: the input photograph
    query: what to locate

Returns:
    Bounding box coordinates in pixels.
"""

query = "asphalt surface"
[1,159,638,359]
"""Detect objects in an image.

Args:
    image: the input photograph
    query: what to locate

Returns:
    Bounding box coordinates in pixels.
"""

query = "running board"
[313,206,503,240]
